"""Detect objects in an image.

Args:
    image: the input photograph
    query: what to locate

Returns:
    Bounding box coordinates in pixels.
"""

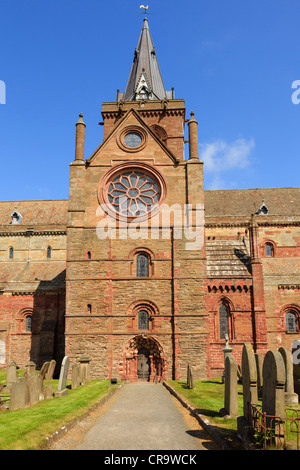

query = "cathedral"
[0,17,299,381]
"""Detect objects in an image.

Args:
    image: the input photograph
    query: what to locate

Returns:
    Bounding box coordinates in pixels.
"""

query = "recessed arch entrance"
[120,335,167,382]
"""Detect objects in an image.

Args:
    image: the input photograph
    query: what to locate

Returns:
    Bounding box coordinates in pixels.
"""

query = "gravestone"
[222,334,233,383]
[55,356,69,397]
[9,376,30,410]
[40,361,50,380]
[78,355,91,384]
[25,361,36,377]
[255,353,263,399]
[6,361,18,388]
[278,347,298,405]
[0,340,5,365]
[224,355,239,418]
[71,362,81,389]
[262,350,286,446]
[27,373,40,406]
[187,364,194,389]
[45,360,56,381]
[241,343,258,421]
[43,384,54,399]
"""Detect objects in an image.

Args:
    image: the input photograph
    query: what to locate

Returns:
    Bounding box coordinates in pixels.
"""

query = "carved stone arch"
[120,334,167,382]
[128,247,155,277]
[126,299,160,331]
[150,124,168,144]
[16,308,34,333]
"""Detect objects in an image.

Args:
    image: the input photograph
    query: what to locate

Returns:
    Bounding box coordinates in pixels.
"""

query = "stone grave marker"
[224,355,239,418]
[278,347,298,405]
[6,361,18,389]
[9,376,30,410]
[25,361,36,377]
[40,361,50,380]
[71,362,81,389]
[78,355,91,384]
[262,350,286,447]
[241,343,258,421]
[45,360,56,381]
[55,356,69,397]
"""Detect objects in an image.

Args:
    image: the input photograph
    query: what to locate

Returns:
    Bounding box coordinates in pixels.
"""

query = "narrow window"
[47,246,52,259]
[87,251,91,260]
[286,312,297,332]
[138,310,149,330]
[9,247,14,259]
[136,253,149,277]
[265,243,273,257]
[25,316,32,332]
[87,304,92,314]
[219,303,229,339]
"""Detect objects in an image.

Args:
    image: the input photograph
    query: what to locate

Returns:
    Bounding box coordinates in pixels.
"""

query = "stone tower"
[66,16,208,381]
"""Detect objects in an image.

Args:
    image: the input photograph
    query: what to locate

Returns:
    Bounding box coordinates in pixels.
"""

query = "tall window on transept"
[9,247,14,259]
[219,303,229,340]
[138,310,149,330]
[47,246,52,259]
[136,253,149,277]
[286,312,297,332]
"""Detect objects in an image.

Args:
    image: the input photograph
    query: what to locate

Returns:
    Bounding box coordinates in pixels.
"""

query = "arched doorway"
[120,335,166,382]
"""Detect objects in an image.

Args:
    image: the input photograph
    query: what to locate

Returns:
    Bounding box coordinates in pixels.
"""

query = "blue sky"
[0,0,299,200]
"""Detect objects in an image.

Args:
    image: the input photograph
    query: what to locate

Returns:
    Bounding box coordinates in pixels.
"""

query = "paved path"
[70,383,218,451]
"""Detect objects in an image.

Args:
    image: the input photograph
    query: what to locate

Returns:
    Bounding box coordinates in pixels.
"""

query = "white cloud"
[199,138,255,190]
[199,138,255,172]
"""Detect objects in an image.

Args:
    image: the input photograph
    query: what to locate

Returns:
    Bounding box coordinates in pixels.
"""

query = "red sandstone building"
[0,18,299,380]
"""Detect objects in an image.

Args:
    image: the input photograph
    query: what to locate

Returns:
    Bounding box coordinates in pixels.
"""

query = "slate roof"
[0,200,68,227]
[204,187,300,218]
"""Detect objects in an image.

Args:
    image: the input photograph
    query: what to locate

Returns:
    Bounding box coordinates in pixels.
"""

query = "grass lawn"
[0,368,118,450]
[168,379,244,449]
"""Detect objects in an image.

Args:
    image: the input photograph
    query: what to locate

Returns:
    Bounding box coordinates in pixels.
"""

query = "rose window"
[107,170,160,218]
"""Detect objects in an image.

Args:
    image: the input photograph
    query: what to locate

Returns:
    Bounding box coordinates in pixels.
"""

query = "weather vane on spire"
[140,5,150,17]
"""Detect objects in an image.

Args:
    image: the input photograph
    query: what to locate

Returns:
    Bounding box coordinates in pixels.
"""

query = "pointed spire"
[123,17,169,101]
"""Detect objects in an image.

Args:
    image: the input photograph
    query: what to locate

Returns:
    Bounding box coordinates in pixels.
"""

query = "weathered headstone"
[222,334,233,383]
[43,384,54,399]
[6,361,18,388]
[55,356,69,397]
[262,350,286,447]
[278,347,298,405]
[45,360,56,381]
[78,355,91,384]
[40,361,50,380]
[9,376,30,410]
[27,373,40,406]
[0,340,6,365]
[187,364,194,389]
[25,361,36,377]
[255,353,263,399]
[241,343,258,421]
[71,362,81,389]
[224,355,239,418]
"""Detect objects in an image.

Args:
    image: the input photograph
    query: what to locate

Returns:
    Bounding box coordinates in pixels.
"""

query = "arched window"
[47,246,52,259]
[87,304,92,314]
[87,251,92,260]
[138,310,149,330]
[286,312,297,332]
[265,242,274,257]
[9,247,14,260]
[136,253,149,277]
[25,315,32,332]
[219,303,229,340]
